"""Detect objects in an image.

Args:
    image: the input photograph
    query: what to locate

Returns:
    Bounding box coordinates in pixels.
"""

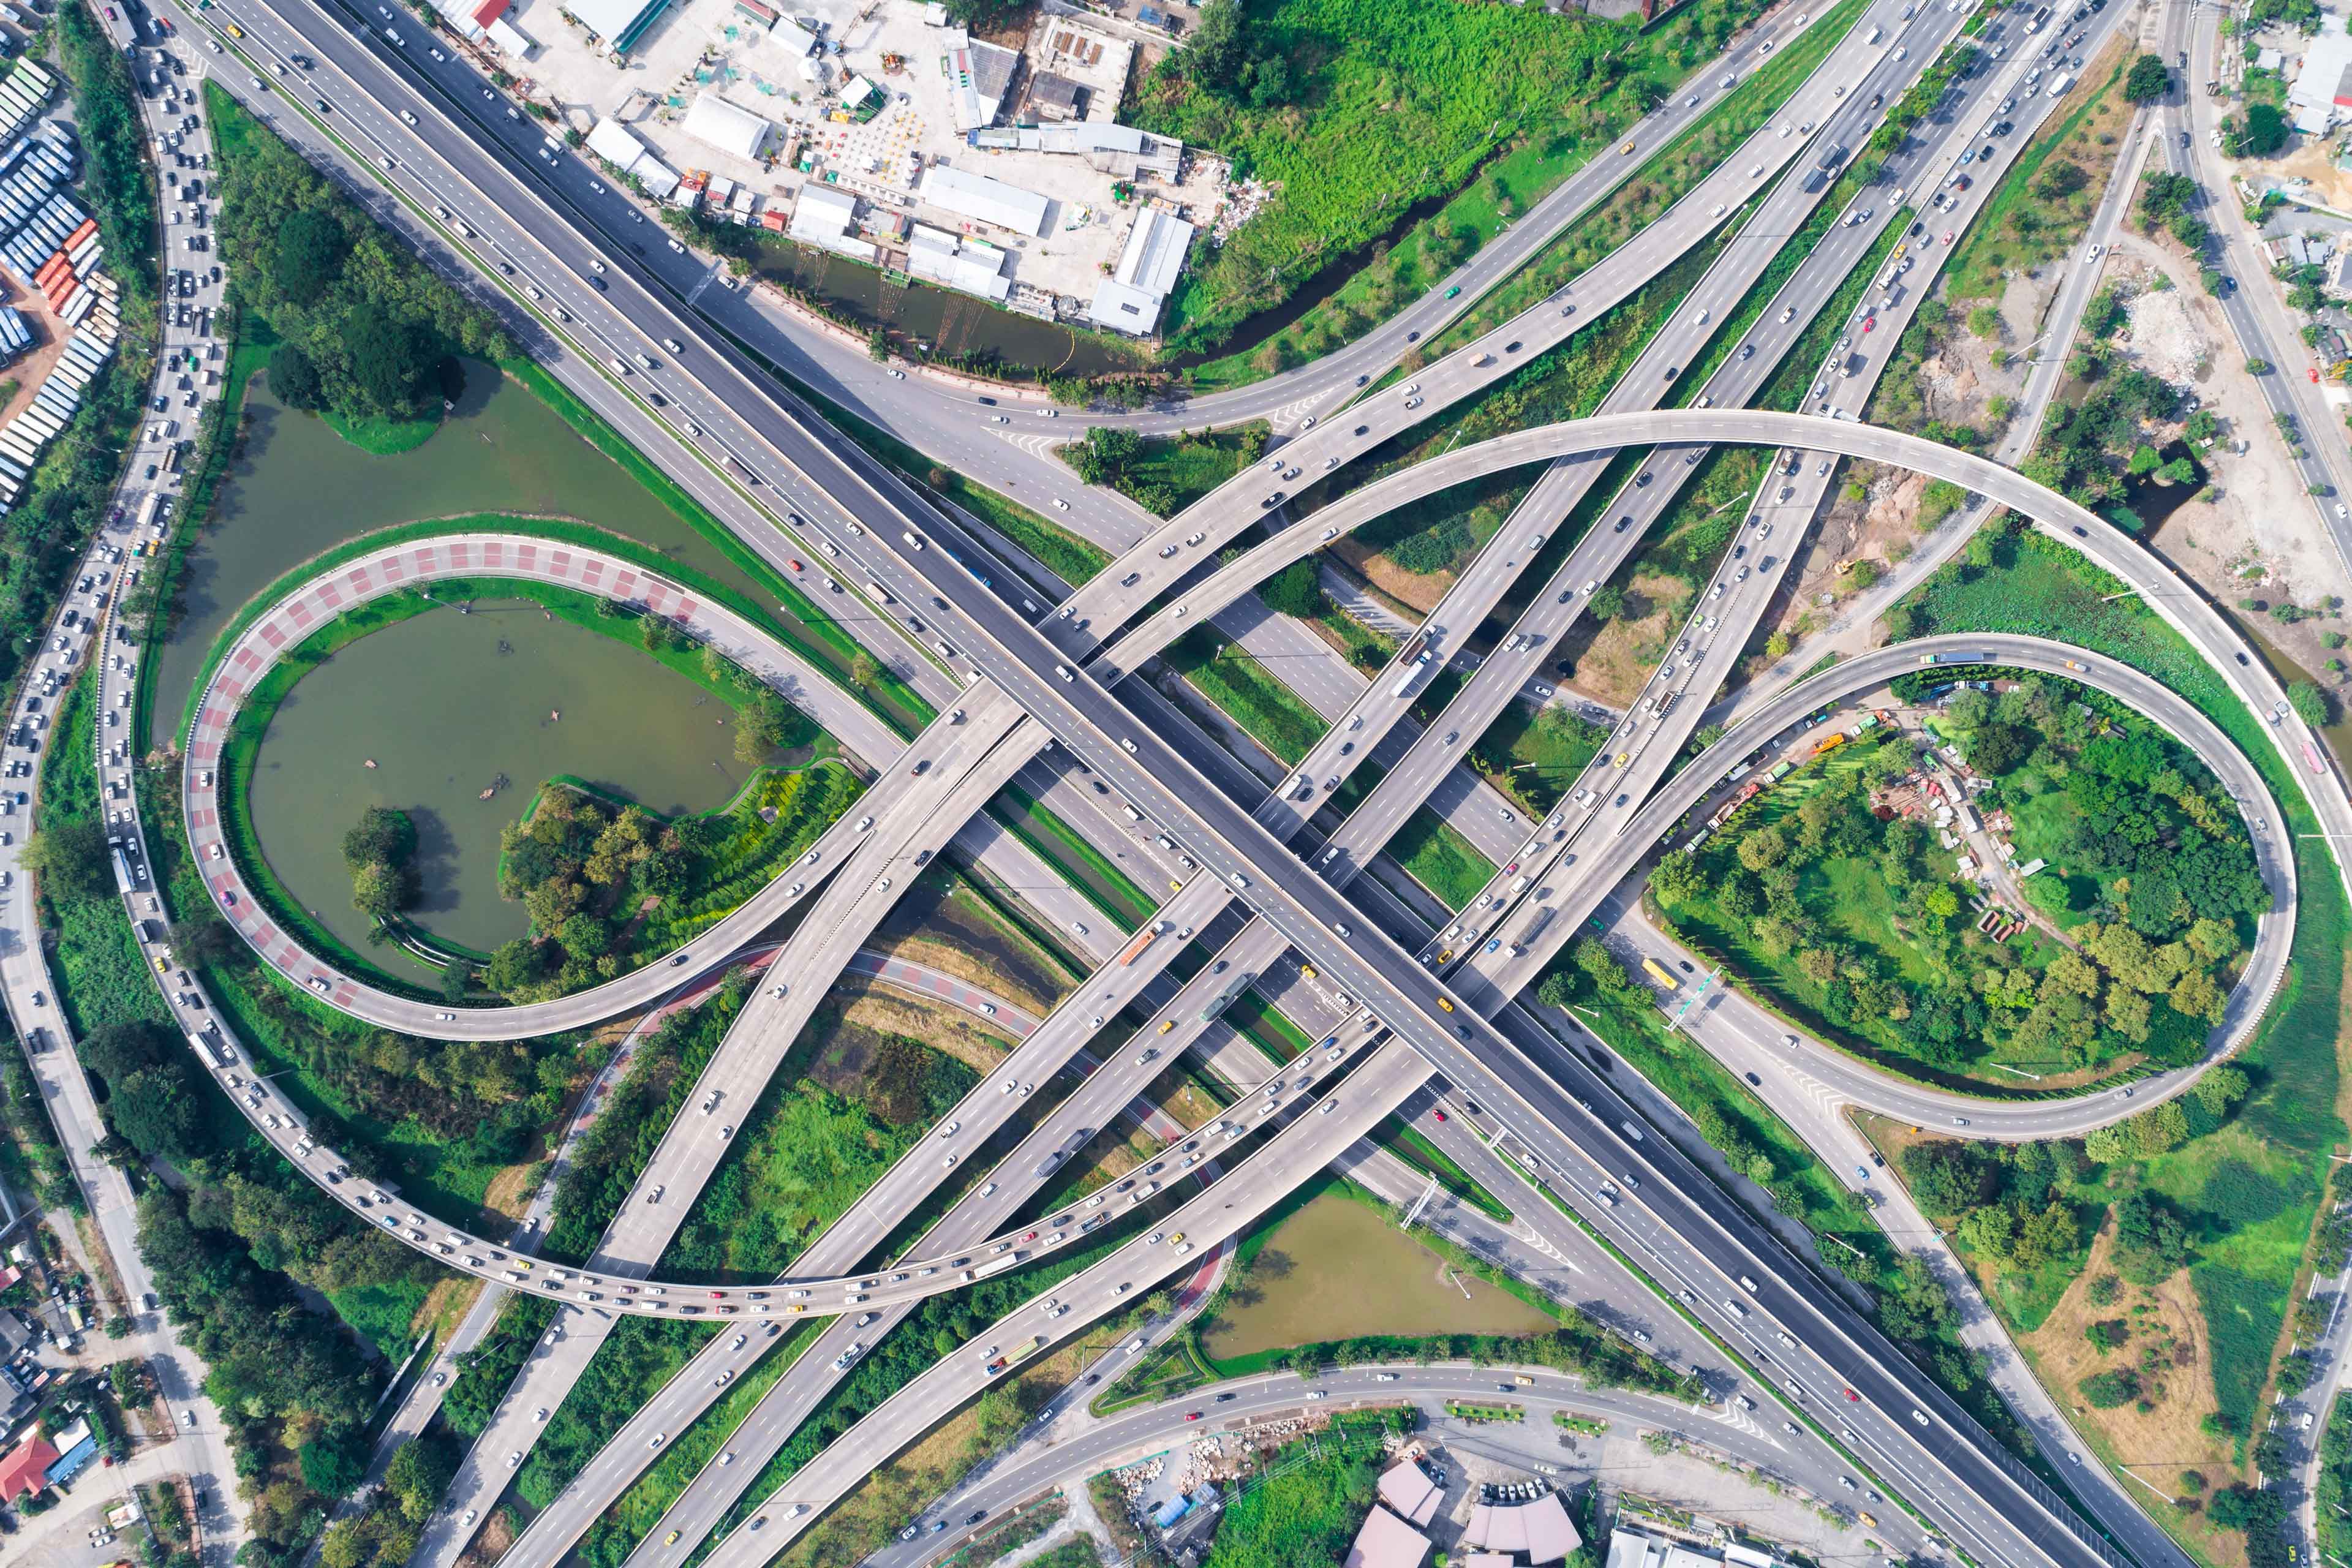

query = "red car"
[1844,1388,1860,1402]
[1432,1109,1449,1123]
[1862,317,1877,333]
[1185,1411,1203,1422]
[788,559,803,571]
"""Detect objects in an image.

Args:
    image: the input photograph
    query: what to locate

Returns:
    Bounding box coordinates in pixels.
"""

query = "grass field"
[1142,0,1795,362]
[1896,527,2346,1441]
[1164,626,1334,765]
[988,783,1156,930]
[1389,809,1496,910]
[321,406,439,454]
[1946,43,2133,300]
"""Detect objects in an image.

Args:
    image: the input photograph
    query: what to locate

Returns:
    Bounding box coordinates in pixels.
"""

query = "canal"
[245,598,761,977]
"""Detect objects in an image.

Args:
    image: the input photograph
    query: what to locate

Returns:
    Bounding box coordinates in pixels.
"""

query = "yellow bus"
[1640,957,1679,991]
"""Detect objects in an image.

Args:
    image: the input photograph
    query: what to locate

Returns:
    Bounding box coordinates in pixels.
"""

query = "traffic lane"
[873,481,2125,1568]
[1045,1,1976,635]
[889,1364,1929,1568]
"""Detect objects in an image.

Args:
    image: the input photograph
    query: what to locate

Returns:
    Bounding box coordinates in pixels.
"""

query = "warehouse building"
[1089,203,1194,336]
[921,164,1051,236]
[680,94,774,162]
[908,224,1012,301]
[788,184,876,262]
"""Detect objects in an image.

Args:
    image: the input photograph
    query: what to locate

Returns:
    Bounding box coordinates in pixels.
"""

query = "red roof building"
[0,1428,61,1502]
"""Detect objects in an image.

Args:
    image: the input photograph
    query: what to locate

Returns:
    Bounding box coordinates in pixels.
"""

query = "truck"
[1517,906,1558,953]
[985,1336,1044,1376]
[2043,72,2074,98]
[135,492,162,532]
[1806,143,1847,192]
[109,843,141,894]
[1390,647,1433,698]
[1117,919,1169,967]
[2026,4,2050,31]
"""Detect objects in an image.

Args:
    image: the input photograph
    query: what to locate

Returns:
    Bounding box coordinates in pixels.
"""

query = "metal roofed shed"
[946,31,1021,132]
[564,0,676,54]
[1028,71,1086,121]
[908,223,1012,301]
[921,164,1052,236]
[1344,1507,1432,1568]
[2288,15,2352,132]
[1377,1460,1444,1528]
[788,184,876,262]
[1088,204,1195,336]
[680,94,775,162]
[1460,1491,1580,1564]
[586,117,655,175]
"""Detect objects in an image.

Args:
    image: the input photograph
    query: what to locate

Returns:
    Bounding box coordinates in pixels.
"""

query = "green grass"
[1947,50,2129,299]
[1389,808,1496,910]
[321,406,439,454]
[1477,701,1607,816]
[1895,527,2346,1434]
[1413,0,1869,368]
[1161,0,1858,375]
[1195,1419,1392,1568]
[38,671,176,1041]
[987,783,1155,932]
[1074,424,1270,516]
[1222,989,1317,1066]
[325,1279,433,1359]
[1164,625,1334,765]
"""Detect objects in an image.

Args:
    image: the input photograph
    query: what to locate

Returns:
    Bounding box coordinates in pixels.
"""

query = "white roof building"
[922,164,1050,236]
[586,118,652,172]
[908,224,1011,301]
[680,94,774,162]
[565,0,669,51]
[771,17,820,56]
[1088,205,1195,336]
[2288,15,2352,132]
[944,29,1020,132]
[1607,1531,1791,1568]
[484,17,535,56]
[788,184,876,262]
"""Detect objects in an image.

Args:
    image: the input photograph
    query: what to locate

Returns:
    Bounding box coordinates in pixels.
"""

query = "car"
[1444,285,1461,298]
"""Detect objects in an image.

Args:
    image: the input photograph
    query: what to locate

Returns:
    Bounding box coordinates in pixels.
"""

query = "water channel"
[166,359,799,981]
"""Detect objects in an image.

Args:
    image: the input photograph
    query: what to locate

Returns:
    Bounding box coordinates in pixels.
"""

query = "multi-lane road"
[24,2,2347,1568]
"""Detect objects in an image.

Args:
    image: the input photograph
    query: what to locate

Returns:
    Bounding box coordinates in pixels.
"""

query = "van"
[610,357,631,377]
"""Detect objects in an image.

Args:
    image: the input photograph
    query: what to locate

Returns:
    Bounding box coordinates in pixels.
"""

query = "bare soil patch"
[840,980,1019,1077]
[1562,570,1681,707]
[2012,1224,2249,1568]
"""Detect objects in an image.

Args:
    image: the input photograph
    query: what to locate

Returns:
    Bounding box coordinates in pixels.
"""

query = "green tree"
[342,311,437,415]
[2231,101,2290,156]
[2078,1368,2139,1408]
[734,690,794,765]
[21,819,113,902]
[2288,679,2332,726]
[268,344,324,410]
[344,806,415,871]
[109,1066,209,1163]
[1257,557,1324,618]
[2124,53,2171,102]
[298,1425,369,1499]
[1586,582,1627,621]
[2085,1319,2128,1351]
[271,208,347,304]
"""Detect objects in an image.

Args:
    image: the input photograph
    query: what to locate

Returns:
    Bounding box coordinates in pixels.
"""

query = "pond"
[1200,1191,1556,1362]
[2117,440,2207,535]
[153,356,777,745]
[245,599,759,979]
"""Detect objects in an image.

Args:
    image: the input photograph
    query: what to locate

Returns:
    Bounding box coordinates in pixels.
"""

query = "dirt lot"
[2011,1224,2250,1568]
[875,871,1078,1017]
[2106,239,2352,680]
[1561,569,1683,707]
[835,979,1019,1077]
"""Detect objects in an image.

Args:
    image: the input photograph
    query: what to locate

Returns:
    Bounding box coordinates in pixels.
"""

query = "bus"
[1199,973,1251,1023]
[1811,733,1849,759]
[1640,957,1680,992]
[2304,739,2329,777]
[109,844,141,894]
